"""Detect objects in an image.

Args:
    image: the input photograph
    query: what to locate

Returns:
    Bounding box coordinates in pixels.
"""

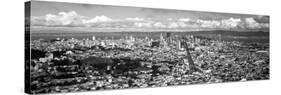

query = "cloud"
[153,22,166,28]
[30,16,46,26]
[126,17,145,21]
[220,18,241,28]
[254,16,269,23]
[30,11,269,30]
[45,11,85,26]
[196,18,242,29]
[166,22,187,28]
[178,18,191,22]
[134,22,152,28]
[83,15,113,24]
[167,22,180,28]
[31,11,115,27]
[193,17,268,29]
[244,17,269,28]
[245,17,259,28]
[196,20,220,28]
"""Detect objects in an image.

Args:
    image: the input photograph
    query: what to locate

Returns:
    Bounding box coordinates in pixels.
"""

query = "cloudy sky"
[29,1,269,32]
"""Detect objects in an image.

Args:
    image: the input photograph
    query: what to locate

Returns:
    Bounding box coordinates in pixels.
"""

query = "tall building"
[92,36,96,41]
[160,33,164,41]
[129,35,135,42]
[159,33,167,47]
[178,40,184,51]
[166,32,172,46]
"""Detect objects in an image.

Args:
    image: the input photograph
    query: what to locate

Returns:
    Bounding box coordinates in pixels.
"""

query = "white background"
[0,0,279,95]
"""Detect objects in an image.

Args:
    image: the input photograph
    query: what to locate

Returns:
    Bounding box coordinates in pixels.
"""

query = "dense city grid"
[29,33,269,93]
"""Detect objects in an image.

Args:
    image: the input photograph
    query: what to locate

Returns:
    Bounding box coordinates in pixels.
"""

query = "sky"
[29,1,270,32]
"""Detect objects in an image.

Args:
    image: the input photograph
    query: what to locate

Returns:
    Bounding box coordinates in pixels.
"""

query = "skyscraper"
[160,33,164,41]
[166,32,171,46]
[178,40,184,51]
[92,36,96,41]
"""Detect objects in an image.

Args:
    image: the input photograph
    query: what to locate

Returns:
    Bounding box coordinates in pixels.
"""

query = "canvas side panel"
[24,1,31,94]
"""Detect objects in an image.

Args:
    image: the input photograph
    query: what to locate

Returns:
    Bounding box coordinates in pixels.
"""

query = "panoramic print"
[25,1,270,94]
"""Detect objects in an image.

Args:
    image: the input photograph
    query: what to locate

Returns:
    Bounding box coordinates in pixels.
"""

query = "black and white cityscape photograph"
[25,1,270,94]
